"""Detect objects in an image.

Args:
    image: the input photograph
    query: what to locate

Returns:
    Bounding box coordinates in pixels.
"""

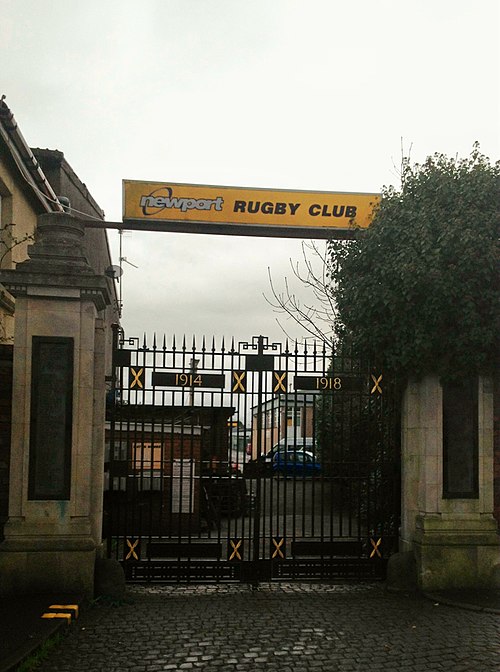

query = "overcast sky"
[2,0,499,346]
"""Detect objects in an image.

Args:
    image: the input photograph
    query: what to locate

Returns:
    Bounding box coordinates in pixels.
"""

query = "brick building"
[0,97,119,538]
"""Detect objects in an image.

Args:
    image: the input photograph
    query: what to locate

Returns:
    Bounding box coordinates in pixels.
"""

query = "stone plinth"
[0,213,110,596]
[413,514,499,590]
[398,375,499,591]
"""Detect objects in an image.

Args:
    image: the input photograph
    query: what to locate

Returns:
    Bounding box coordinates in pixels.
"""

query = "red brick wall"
[110,430,203,474]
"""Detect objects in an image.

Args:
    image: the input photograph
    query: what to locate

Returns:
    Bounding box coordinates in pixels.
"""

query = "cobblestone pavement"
[37,583,500,672]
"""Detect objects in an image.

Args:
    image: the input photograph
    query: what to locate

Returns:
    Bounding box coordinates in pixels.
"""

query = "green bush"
[329,145,499,380]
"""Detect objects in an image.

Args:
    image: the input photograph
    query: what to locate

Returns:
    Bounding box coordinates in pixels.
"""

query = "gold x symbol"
[130,367,144,389]
[369,537,382,559]
[272,537,285,559]
[273,371,287,393]
[370,374,383,395]
[229,539,242,561]
[232,371,246,393]
[125,538,139,560]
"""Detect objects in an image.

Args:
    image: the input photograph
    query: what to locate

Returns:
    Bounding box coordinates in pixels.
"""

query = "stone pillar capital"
[0,212,110,311]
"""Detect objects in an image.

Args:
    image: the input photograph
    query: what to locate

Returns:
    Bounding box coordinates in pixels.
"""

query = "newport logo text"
[140,186,224,216]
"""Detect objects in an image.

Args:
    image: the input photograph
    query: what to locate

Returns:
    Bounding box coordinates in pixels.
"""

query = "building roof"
[252,395,315,413]
[0,96,63,214]
[110,404,236,423]
[32,147,105,220]
[0,97,117,311]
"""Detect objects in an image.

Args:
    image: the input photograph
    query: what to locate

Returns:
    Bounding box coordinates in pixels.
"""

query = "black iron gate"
[105,330,400,583]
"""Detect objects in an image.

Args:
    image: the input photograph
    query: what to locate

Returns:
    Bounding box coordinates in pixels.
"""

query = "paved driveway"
[37,583,499,672]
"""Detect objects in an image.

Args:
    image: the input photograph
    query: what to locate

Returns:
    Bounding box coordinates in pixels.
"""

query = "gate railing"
[105,330,400,583]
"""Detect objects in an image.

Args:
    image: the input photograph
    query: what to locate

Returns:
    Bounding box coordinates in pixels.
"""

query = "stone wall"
[400,375,499,590]
[494,363,500,530]
[0,345,12,541]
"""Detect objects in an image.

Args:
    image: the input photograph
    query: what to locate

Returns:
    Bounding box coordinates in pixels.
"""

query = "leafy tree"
[329,145,499,380]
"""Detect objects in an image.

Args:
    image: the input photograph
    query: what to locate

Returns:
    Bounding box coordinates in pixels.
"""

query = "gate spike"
[201,335,206,353]
[182,334,186,350]
[152,333,157,349]
[191,334,196,351]
[142,333,147,349]
[323,339,330,365]
[221,336,225,353]
[211,336,216,354]
[162,334,166,350]
[230,336,235,353]
[172,334,176,352]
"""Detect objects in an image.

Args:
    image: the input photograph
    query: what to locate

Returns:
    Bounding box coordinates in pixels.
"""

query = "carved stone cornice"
[0,212,110,311]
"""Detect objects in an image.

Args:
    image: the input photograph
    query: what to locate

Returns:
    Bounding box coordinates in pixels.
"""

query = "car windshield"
[275,451,317,463]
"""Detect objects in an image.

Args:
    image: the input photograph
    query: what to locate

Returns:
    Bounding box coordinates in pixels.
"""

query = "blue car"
[272,449,321,477]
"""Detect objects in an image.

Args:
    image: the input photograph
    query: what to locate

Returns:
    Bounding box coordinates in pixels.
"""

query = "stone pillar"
[400,375,499,591]
[0,213,110,596]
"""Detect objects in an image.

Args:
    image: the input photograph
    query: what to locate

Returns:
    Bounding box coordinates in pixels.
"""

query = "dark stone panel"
[443,377,478,499]
[28,337,73,500]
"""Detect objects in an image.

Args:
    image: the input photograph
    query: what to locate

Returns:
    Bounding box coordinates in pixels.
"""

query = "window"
[0,184,13,268]
[286,407,301,427]
[0,181,13,231]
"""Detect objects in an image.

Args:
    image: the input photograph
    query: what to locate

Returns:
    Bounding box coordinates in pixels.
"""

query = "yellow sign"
[123,180,379,234]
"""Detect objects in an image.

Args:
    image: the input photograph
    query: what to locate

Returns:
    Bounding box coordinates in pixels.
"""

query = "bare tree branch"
[0,232,34,267]
[265,241,339,346]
